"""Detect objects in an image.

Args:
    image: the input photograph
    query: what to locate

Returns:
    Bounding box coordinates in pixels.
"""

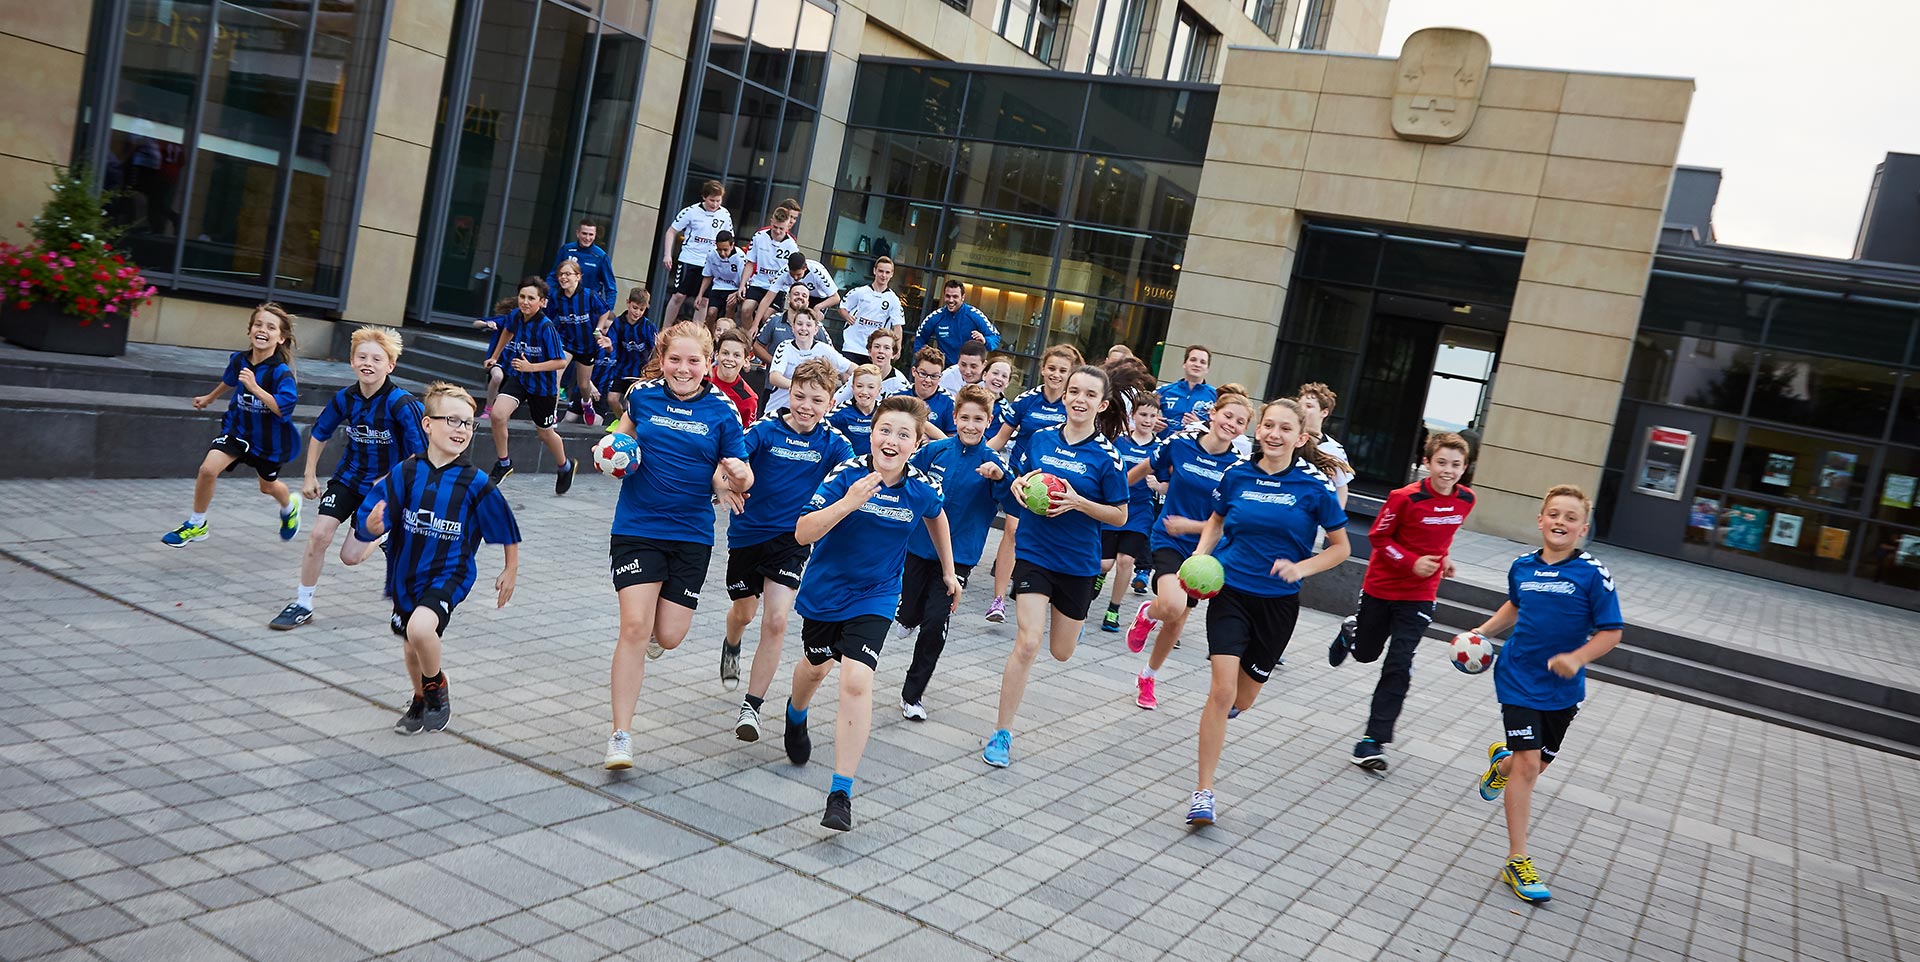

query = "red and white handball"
[593,432,640,478]
[1448,630,1495,674]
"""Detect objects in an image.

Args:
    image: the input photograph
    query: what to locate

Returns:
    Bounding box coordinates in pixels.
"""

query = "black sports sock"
[1107,602,1121,612]
[744,694,765,712]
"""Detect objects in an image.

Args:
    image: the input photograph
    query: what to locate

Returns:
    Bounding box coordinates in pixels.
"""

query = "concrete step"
[0,350,352,409]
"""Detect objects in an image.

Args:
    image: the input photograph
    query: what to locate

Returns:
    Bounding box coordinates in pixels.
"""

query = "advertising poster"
[1769,512,1804,547]
[1723,505,1768,552]
[1761,453,1794,487]
[1817,526,1850,561]
[1688,497,1719,530]
[1814,452,1857,504]
[1898,534,1920,568]
[1883,474,1917,510]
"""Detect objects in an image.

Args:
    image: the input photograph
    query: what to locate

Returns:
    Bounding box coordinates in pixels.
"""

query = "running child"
[834,328,909,404]
[740,206,800,332]
[981,343,1081,622]
[709,327,760,428]
[1096,395,1162,634]
[720,359,854,739]
[547,257,611,425]
[1123,387,1254,709]
[1184,397,1349,825]
[1329,432,1470,772]
[1471,485,1623,904]
[901,346,956,438]
[471,294,515,420]
[751,251,841,335]
[695,230,747,332]
[828,364,882,457]
[481,277,576,493]
[340,382,520,736]
[784,395,956,831]
[766,304,852,411]
[603,322,752,770]
[835,255,904,365]
[980,353,1015,438]
[1298,381,1355,507]
[982,365,1129,768]
[270,326,426,629]
[897,385,1009,720]
[163,303,304,547]
[662,180,734,324]
[595,287,658,425]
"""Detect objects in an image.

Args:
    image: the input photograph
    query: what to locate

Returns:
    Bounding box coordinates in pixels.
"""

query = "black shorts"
[1205,586,1300,683]
[702,287,740,306]
[1149,546,1200,609]
[1501,704,1580,761]
[741,285,778,309]
[498,380,559,429]
[316,479,366,521]
[842,350,871,367]
[1101,529,1148,562]
[390,586,458,638]
[672,263,705,298]
[608,376,643,399]
[610,535,712,609]
[725,534,811,599]
[802,614,890,671]
[210,434,281,481]
[565,341,598,366]
[1009,558,1098,622]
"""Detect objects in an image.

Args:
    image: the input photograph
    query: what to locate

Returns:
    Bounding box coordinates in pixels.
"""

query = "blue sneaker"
[1185,790,1215,826]
[1329,615,1356,667]
[1130,571,1149,594]
[1502,856,1552,903]
[982,729,1011,768]
[161,519,209,547]
[1350,737,1387,771]
[1479,742,1513,801]
[278,494,302,541]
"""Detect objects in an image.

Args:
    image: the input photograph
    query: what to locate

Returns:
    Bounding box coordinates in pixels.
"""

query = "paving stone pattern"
[0,477,1915,961]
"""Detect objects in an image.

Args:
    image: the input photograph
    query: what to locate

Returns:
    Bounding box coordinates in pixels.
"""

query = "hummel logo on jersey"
[1433,506,1454,513]
[1532,570,1561,577]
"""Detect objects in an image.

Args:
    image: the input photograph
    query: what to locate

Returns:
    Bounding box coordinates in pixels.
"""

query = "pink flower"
[104,305,117,313]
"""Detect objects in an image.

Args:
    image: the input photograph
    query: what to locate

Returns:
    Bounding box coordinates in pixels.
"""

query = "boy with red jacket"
[1329,432,1474,772]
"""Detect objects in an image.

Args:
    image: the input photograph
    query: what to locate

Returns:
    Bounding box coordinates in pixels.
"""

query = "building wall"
[0,2,91,249]
[1164,44,1693,538]
[611,0,698,296]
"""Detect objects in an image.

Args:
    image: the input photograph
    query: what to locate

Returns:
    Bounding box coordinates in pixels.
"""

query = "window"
[1087,0,1156,76]
[1289,0,1330,49]
[996,0,1075,68]
[1745,351,1897,440]
[1165,6,1221,83]
[1243,0,1282,39]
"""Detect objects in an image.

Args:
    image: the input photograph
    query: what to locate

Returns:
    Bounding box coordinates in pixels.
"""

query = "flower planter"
[1,301,129,357]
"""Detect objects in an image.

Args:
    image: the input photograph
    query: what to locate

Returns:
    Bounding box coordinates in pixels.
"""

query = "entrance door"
[1346,315,1438,486]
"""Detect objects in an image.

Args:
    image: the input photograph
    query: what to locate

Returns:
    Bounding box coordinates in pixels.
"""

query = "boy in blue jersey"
[1098,396,1163,633]
[913,279,1001,365]
[341,383,520,736]
[547,258,612,426]
[784,395,956,831]
[829,365,882,457]
[595,287,657,426]
[897,386,1010,720]
[482,276,578,494]
[1185,397,1349,825]
[900,346,956,438]
[1158,345,1217,437]
[164,304,304,547]
[1470,485,1624,904]
[721,360,855,740]
[271,327,426,630]
[983,344,1081,623]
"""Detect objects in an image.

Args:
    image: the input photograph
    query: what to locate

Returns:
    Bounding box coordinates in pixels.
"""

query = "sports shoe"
[161,519,210,546]
[735,701,761,742]
[784,704,811,765]
[1186,789,1215,826]
[394,696,426,735]
[604,730,634,770]
[901,700,927,721]
[268,602,312,630]
[1502,856,1552,903]
[1130,570,1149,594]
[985,596,1006,623]
[555,460,575,496]
[646,639,664,659]
[821,790,853,832]
[490,458,514,484]
[1101,608,1121,633]
[982,729,1011,768]
[892,621,916,643]
[603,421,619,434]
[1136,673,1158,710]
[1329,615,1357,667]
[1351,738,1387,771]
[421,678,451,733]
[720,643,741,691]
[278,494,302,541]
[581,399,598,427]
[1479,742,1513,801]
[1092,573,1107,595]
[1126,601,1158,654]
[1226,706,1241,720]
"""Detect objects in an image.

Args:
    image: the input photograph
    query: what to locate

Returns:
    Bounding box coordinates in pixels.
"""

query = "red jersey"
[1361,479,1474,601]
[710,374,758,427]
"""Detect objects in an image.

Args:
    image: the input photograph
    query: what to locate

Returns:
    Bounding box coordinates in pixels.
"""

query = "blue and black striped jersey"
[595,313,656,389]
[218,351,302,463]
[545,285,610,357]
[353,457,520,612]
[311,379,427,493]
[499,312,566,397]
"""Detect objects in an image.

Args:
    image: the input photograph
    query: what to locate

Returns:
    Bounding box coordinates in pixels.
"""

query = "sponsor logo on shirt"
[404,509,463,541]
[1518,580,1578,595]
[771,446,823,463]
[649,414,712,435]
[857,501,916,522]
[345,425,396,444]
[1241,491,1297,506]
[1180,462,1225,482]
[1039,453,1090,476]
[1421,514,1465,525]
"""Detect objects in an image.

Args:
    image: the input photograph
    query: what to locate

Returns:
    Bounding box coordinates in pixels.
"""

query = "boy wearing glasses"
[901,346,956,439]
[343,383,521,736]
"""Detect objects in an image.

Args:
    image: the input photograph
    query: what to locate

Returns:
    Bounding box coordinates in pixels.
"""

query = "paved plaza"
[1,476,1916,962]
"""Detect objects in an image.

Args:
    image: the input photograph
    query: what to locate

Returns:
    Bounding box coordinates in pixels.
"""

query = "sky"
[1377,0,1920,259]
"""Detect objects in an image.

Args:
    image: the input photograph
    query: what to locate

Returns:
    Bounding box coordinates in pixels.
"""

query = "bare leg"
[610,582,662,731]
[1196,656,1241,791]
[1108,555,1136,608]
[991,517,1019,600]
[193,450,237,514]
[789,655,831,710]
[725,595,759,648]
[259,477,291,509]
[653,600,696,650]
[485,365,503,411]
[406,609,443,677]
[491,396,520,461]
[994,592,1053,729]
[535,425,568,466]
[403,643,424,696]
[833,661,875,778]
[1047,606,1083,662]
[746,583,798,700]
[664,292,687,324]
[1500,750,1543,857]
[300,516,344,587]
[1147,606,1191,672]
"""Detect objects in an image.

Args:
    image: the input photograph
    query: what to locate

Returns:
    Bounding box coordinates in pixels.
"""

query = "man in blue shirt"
[913,279,1001,366]
[547,220,617,304]
[1158,344,1217,437]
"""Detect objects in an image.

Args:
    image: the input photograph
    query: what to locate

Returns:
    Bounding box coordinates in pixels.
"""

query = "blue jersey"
[826,400,875,457]
[908,437,1009,567]
[1148,429,1242,555]
[613,379,747,545]
[1106,434,1158,536]
[548,242,617,302]
[1209,459,1346,598]
[218,351,302,463]
[1010,426,1129,577]
[1158,379,1217,437]
[1495,550,1625,710]
[499,312,566,397]
[310,379,426,494]
[354,457,521,612]
[894,387,957,436]
[912,304,1001,366]
[794,457,945,622]
[986,396,1014,439]
[594,313,656,391]
[545,285,610,356]
[729,412,854,548]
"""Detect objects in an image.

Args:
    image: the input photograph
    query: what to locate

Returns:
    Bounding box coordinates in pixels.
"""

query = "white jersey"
[838,284,904,355]
[1317,434,1355,489]
[937,367,983,398]
[835,367,911,405]
[746,228,801,289]
[670,203,733,266]
[766,338,853,412]
[770,258,838,303]
[702,248,747,290]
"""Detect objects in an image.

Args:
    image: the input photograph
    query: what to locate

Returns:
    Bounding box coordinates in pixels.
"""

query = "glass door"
[1346,314,1439,488]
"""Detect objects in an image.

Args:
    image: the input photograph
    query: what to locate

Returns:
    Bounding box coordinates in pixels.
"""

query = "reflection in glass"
[1055,227,1181,304]
[1622,333,1755,414]
[1071,155,1198,233]
[848,63,965,134]
[790,2,832,105]
[1746,351,1895,439]
[569,33,645,242]
[959,74,1082,148]
[431,0,537,317]
[1377,234,1523,307]
[941,212,1056,283]
[690,70,740,177]
[1640,271,1768,343]
[1082,85,1214,165]
[106,0,210,271]
[774,102,817,186]
[826,192,943,267]
[709,0,750,74]
[278,7,382,298]
[1766,290,1916,362]
[602,0,651,35]
[1856,524,1920,601]
[951,142,1071,216]
[746,0,800,90]
[1898,375,1920,445]
[839,130,955,199]
[1281,283,1369,352]
[494,3,593,302]
[733,86,781,179]
[954,276,1049,358]
[1047,296,1169,364]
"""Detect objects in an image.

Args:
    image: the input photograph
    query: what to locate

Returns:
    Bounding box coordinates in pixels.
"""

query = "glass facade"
[830,61,1213,386]
[995,0,1075,68]
[88,0,387,307]
[1085,0,1156,77]
[1164,5,1220,83]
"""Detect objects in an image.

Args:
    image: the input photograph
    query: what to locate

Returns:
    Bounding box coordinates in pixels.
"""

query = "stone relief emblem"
[1391,28,1491,143]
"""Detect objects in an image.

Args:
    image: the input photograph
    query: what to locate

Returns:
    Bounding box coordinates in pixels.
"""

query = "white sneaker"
[603,730,634,770]
[893,621,916,642]
[901,700,927,721]
[646,639,664,660]
[735,702,761,741]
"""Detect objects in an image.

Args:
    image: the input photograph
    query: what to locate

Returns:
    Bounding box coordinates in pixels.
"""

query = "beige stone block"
[1484,402,1615,458]
[1198,161,1304,207]
[622,126,672,205]
[1310,94,1392,138]
[1183,233,1289,286]
[653,0,699,46]
[1497,322,1633,382]
[637,52,687,134]
[1186,195,1302,248]
[1549,114,1686,167]
[1560,73,1692,123]
[1215,87,1319,131]
[1415,144,1546,195]
[807,116,847,196]
[1529,198,1661,254]
[1205,124,1310,169]
[1464,486,1569,542]
[0,36,82,165]
[1318,56,1394,97]
[1304,132,1422,182]
[342,227,417,324]
[1295,171,1414,223]
[1163,305,1281,349]
[1520,241,1653,298]
[1221,49,1327,92]
[863,0,906,29]
[1455,107,1557,154]
[820,52,858,122]
[1,1,91,52]
[1480,68,1565,112]
[372,41,444,149]
[611,201,659,284]
[127,296,160,343]
[0,154,54,241]
[1472,446,1608,508]
[147,298,259,352]
[1406,184,1535,238]
[388,0,456,56]
[1509,280,1644,339]
[357,135,432,237]
[1538,156,1672,210]
[1173,275,1283,325]
[1483,362,1624,424]
[1206,353,1272,394]
[828,5,866,57]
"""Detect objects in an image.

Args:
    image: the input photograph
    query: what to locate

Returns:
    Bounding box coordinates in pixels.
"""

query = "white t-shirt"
[670,203,734,266]
[766,339,853,411]
[1318,435,1356,489]
[702,248,747,290]
[839,284,904,355]
[937,367,984,398]
[769,259,838,302]
[835,368,911,405]
[746,228,800,289]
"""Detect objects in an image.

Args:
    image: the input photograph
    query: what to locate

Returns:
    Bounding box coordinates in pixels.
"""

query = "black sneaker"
[421,679,452,733]
[269,602,312,631]
[555,459,575,496]
[821,790,852,832]
[784,704,811,766]
[721,643,741,691]
[1350,738,1387,771]
[394,697,426,735]
[1329,615,1357,667]
[489,458,514,484]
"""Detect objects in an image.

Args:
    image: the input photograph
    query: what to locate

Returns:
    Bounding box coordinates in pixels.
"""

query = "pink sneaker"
[581,400,598,427]
[985,596,1006,623]
[1136,673,1157,710]
[1126,600,1157,653]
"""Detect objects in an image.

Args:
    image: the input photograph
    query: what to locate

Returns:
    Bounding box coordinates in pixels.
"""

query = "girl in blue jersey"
[1184,397,1350,825]
[595,286,657,426]
[981,354,1016,438]
[785,395,957,832]
[720,360,854,741]
[983,365,1130,769]
[828,365,881,457]
[163,304,304,547]
[482,276,576,494]
[982,343,1082,623]
[1123,388,1254,710]
[897,385,1011,720]
[603,322,753,771]
[1098,395,1164,634]
[548,258,612,426]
